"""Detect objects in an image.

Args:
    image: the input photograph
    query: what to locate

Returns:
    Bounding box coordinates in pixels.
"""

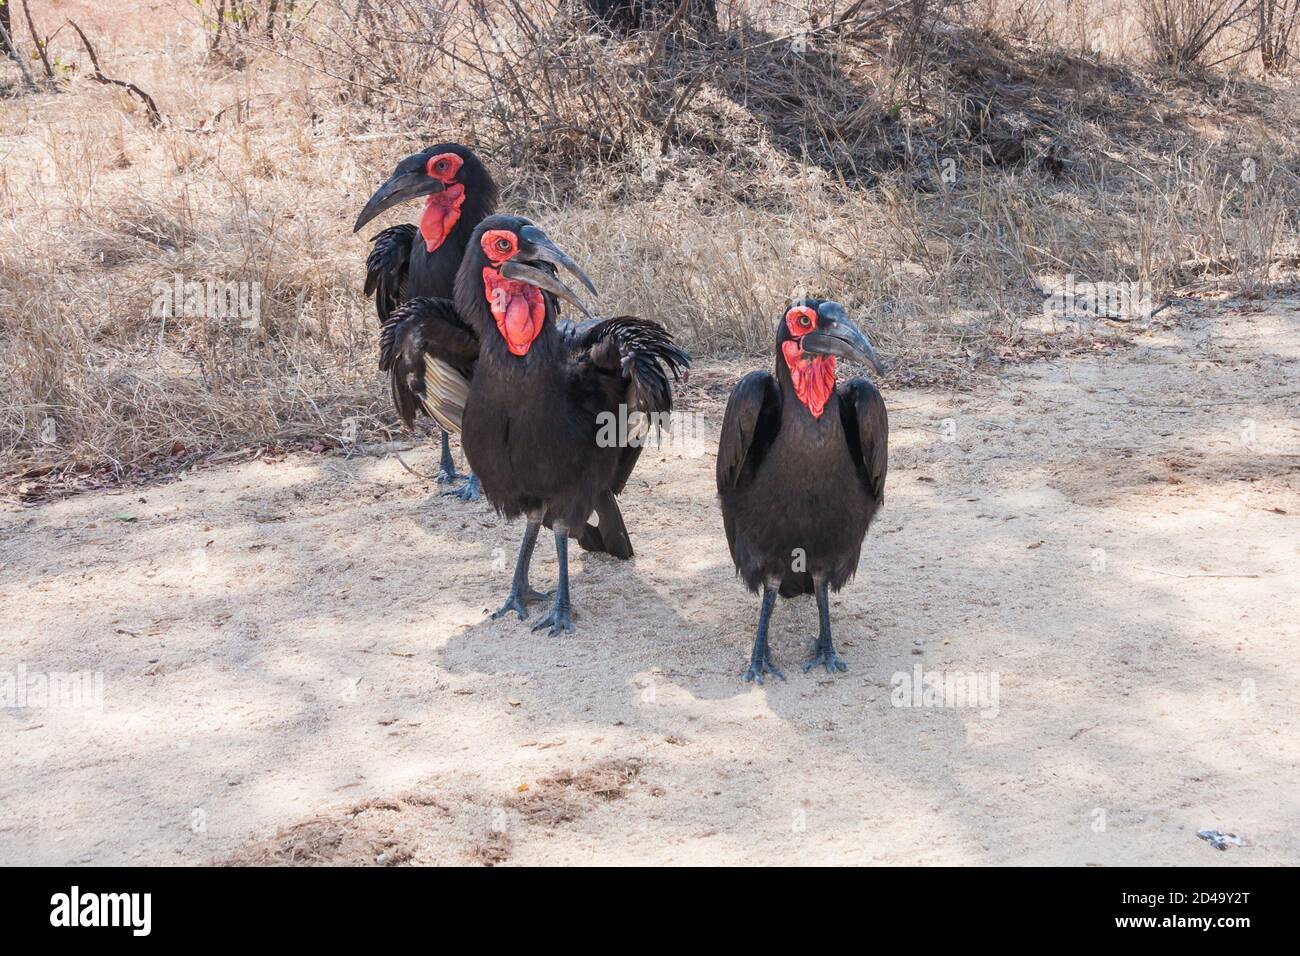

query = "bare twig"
[0,11,37,90]
[646,0,694,69]
[394,451,436,481]
[66,19,163,127]
[1136,567,1262,579]
[21,1,53,79]
[658,70,704,153]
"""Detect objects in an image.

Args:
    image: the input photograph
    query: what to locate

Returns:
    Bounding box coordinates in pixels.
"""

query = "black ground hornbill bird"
[379,214,689,634]
[717,298,888,682]
[354,143,498,500]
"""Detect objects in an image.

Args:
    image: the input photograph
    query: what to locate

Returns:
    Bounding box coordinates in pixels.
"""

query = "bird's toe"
[531,604,574,635]
[491,586,548,621]
[491,596,528,620]
[434,468,461,485]
[441,482,480,501]
[442,475,482,501]
[742,657,784,684]
[803,647,848,675]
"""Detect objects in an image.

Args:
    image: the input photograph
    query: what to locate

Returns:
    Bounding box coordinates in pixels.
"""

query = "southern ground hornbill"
[354,143,498,500]
[379,214,689,634]
[717,298,888,682]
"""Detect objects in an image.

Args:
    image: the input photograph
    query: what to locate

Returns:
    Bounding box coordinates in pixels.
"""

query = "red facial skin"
[481,229,545,357]
[781,306,837,418]
[418,152,466,253]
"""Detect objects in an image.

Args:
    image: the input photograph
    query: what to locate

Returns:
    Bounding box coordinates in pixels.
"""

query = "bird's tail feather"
[577,490,633,560]
[778,571,814,598]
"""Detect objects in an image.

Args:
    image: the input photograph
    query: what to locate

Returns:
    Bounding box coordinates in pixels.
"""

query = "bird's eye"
[799,314,813,328]
[435,160,448,172]
[496,238,512,252]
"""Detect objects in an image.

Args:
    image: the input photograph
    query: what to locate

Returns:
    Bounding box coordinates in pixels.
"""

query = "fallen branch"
[66,19,163,127]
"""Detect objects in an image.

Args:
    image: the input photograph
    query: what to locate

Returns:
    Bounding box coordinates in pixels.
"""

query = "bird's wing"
[837,378,889,507]
[379,297,479,433]
[363,224,418,324]
[559,316,603,340]
[572,315,690,416]
[569,316,690,495]
[716,371,781,494]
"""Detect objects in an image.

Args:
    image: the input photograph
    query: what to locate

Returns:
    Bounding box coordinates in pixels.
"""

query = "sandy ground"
[3,299,1299,866]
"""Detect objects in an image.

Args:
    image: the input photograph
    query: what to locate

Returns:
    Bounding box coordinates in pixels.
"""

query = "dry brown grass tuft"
[510,757,644,826]
[220,794,433,866]
[2,0,1299,486]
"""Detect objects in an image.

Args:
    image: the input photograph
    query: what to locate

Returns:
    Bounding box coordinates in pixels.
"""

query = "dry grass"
[216,757,645,866]
[219,792,444,866]
[2,0,1299,486]
[509,757,644,826]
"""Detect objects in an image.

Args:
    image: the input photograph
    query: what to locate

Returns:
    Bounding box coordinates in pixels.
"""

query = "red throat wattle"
[782,340,837,418]
[483,267,545,356]
[419,183,465,252]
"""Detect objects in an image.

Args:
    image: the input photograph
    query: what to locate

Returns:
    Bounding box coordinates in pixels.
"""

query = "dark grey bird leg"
[804,578,848,674]
[742,586,784,684]
[491,519,549,620]
[435,428,461,483]
[532,526,575,636]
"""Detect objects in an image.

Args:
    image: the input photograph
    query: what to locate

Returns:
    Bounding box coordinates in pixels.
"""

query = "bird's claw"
[491,587,549,621]
[531,602,575,636]
[434,468,461,485]
[441,480,481,501]
[742,656,785,685]
[803,645,848,675]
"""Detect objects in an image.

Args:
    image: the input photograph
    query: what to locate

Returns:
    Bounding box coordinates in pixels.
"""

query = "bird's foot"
[531,600,575,637]
[441,474,481,501]
[491,587,550,621]
[742,652,785,686]
[434,467,462,485]
[803,642,848,675]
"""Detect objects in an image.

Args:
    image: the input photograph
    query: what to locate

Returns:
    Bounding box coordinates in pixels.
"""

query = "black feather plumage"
[573,315,690,416]
[359,144,498,474]
[432,215,691,555]
[378,297,479,430]
[717,301,888,597]
[716,299,889,680]
[364,224,418,324]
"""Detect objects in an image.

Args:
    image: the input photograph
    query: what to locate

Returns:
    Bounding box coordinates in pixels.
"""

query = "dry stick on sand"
[66,19,163,127]
[1136,567,1262,579]
[394,451,437,481]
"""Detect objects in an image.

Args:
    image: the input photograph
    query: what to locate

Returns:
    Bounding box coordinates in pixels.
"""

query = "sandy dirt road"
[3,300,1298,866]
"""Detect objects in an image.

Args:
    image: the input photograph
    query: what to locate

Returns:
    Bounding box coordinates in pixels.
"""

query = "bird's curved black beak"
[353,165,443,233]
[500,225,599,319]
[801,301,888,374]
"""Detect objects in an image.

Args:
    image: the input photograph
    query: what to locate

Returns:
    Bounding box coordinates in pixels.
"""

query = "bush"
[1139,0,1254,70]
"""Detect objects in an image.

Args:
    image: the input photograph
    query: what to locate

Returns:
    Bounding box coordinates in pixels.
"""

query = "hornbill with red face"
[717,299,888,682]
[379,215,689,634]
[354,143,498,500]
